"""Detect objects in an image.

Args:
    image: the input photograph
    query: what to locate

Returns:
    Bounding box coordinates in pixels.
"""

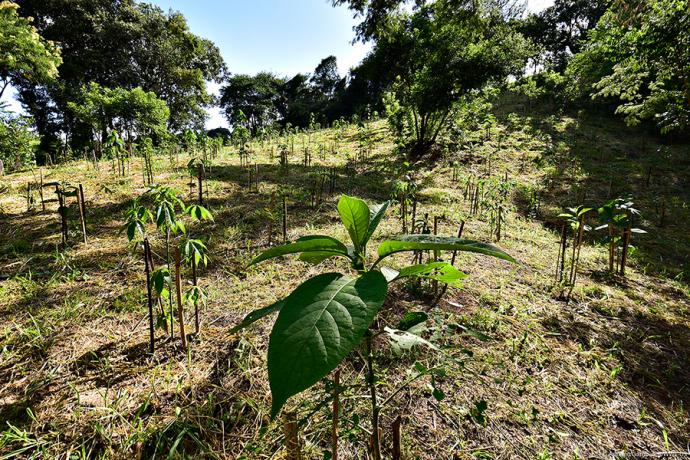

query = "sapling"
[105,130,126,177]
[596,197,646,276]
[233,195,514,459]
[182,129,197,157]
[141,138,155,186]
[187,158,207,204]
[557,206,591,299]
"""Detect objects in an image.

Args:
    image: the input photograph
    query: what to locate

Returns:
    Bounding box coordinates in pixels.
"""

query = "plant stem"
[166,229,174,338]
[365,332,381,460]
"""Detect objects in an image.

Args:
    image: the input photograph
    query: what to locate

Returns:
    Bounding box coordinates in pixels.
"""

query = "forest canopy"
[1,0,688,170]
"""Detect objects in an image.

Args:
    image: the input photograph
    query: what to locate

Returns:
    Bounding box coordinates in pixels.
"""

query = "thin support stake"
[332,370,340,460]
[144,239,155,354]
[284,412,302,460]
[77,185,87,244]
[282,196,288,244]
[392,416,402,460]
[174,248,187,350]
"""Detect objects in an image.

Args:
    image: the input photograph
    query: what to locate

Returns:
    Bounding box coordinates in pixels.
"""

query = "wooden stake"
[78,184,87,219]
[620,227,631,277]
[282,196,288,244]
[174,248,187,350]
[556,224,567,283]
[392,416,402,460]
[57,186,67,247]
[332,370,340,460]
[77,185,87,244]
[192,255,199,334]
[401,196,407,234]
[198,164,204,205]
[39,169,45,212]
[284,411,302,460]
[144,239,155,354]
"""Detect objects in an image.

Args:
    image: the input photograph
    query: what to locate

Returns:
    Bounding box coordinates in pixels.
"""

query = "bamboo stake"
[282,196,288,243]
[198,164,204,205]
[619,227,631,277]
[174,248,187,350]
[556,224,567,283]
[39,169,45,212]
[144,239,155,354]
[192,255,199,334]
[77,185,87,244]
[332,370,340,460]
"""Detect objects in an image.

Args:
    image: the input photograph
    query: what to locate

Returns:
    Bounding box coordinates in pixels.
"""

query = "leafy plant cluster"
[233,194,514,458]
[123,185,213,337]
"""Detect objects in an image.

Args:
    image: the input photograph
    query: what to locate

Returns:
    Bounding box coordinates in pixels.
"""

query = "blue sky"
[3,0,553,128]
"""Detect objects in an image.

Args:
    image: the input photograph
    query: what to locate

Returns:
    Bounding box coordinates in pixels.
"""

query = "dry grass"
[0,108,689,459]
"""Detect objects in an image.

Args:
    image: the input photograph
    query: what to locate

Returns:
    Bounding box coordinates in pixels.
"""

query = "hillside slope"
[0,108,689,459]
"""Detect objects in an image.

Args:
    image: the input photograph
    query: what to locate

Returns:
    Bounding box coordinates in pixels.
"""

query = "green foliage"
[376,235,516,263]
[220,73,282,134]
[0,1,61,99]
[181,239,209,268]
[367,0,531,156]
[567,0,690,133]
[14,0,225,151]
[122,198,154,242]
[250,236,349,266]
[0,108,37,170]
[381,262,467,287]
[519,0,608,71]
[239,194,514,418]
[69,83,170,142]
[267,271,387,417]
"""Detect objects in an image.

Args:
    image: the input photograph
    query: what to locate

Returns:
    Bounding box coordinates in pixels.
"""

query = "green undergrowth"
[0,107,688,459]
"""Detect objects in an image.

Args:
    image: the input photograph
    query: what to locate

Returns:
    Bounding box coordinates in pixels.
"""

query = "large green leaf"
[365,200,391,244]
[229,299,285,334]
[268,271,388,418]
[377,235,516,263]
[337,195,371,253]
[382,262,467,287]
[250,236,349,266]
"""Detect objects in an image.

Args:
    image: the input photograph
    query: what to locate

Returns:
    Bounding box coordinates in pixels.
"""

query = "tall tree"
[375,0,531,157]
[12,0,225,151]
[520,0,608,71]
[311,56,341,98]
[567,0,690,134]
[0,1,61,99]
[68,82,170,150]
[220,73,283,134]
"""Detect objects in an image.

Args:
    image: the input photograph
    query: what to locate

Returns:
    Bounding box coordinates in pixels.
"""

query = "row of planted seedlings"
[391,175,475,302]
[448,164,515,243]
[554,196,647,301]
[24,168,89,247]
[232,194,515,459]
[123,185,213,352]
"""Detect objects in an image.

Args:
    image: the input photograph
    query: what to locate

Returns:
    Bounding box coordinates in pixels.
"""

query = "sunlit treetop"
[0,1,61,99]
